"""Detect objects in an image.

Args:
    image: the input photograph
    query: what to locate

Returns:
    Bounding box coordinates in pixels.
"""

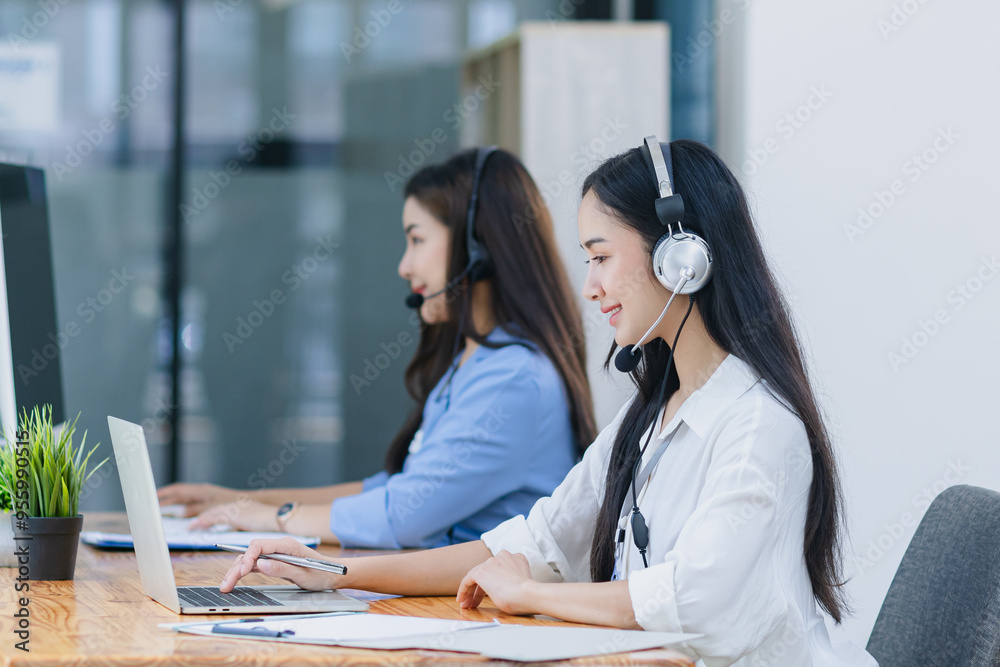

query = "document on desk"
[163,612,698,661]
[81,517,321,550]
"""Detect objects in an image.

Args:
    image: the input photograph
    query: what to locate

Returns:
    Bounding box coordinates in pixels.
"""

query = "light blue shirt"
[330,327,578,549]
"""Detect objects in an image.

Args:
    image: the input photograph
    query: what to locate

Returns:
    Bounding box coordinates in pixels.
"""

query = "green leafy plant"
[0,456,10,513]
[0,406,107,518]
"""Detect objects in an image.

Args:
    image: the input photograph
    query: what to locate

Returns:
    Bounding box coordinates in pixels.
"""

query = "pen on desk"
[211,623,296,638]
[214,544,348,575]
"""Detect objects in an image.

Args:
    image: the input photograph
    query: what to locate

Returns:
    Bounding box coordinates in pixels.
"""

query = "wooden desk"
[0,513,693,666]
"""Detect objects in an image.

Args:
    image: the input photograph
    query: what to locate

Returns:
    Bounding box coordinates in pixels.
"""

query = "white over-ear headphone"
[642,136,713,293]
[614,137,714,373]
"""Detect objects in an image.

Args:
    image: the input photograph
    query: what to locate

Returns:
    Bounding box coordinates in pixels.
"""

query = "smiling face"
[398,196,451,324]
[579,190,674,348]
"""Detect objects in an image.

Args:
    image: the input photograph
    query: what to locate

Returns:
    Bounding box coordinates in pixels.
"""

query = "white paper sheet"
[164,612,699,661]
[221,613,495,641]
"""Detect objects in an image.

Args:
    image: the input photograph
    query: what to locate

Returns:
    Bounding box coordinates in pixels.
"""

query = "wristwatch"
[275,501,300,532]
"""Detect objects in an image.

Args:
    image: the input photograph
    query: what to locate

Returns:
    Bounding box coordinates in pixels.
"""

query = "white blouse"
[482,354,876,667]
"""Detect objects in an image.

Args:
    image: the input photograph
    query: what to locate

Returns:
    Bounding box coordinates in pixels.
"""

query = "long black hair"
[384,148,597,475]
[583,140,847,623]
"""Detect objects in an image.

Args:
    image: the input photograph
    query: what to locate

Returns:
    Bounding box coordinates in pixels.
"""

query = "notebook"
[81,515,321,550]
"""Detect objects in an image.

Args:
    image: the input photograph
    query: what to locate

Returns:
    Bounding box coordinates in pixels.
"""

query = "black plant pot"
[11,515,84,580]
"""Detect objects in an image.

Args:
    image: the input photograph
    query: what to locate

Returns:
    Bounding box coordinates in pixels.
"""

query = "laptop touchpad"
[257,586,357,602]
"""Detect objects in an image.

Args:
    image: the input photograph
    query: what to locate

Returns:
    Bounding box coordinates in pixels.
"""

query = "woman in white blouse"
[217,139,876,666]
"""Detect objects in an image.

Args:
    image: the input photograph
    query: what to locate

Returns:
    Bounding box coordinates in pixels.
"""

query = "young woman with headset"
[157,147,597,550]
[214,138,875,665]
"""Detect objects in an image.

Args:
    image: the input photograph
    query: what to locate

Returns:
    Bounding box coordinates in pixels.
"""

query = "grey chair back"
[867,484,1000,666]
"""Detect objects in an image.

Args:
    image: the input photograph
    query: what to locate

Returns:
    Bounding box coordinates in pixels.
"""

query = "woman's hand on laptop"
[219,538,341,593]
[157,483,239,516]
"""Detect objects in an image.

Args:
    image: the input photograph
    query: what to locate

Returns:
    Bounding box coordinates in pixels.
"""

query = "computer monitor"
[0,163,65,440]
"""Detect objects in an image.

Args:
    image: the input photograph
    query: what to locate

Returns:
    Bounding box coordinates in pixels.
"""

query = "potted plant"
[0,406,107,580]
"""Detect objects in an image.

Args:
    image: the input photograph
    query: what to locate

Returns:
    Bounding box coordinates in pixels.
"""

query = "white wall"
[721,0,1000,647]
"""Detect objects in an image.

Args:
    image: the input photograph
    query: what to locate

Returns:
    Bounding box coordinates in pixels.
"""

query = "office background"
[1,0,997,649]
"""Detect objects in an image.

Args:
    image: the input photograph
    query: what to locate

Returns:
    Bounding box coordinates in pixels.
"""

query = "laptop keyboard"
[177,586,284,608]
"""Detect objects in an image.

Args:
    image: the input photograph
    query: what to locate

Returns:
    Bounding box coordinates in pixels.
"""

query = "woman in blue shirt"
[159,147,597,549]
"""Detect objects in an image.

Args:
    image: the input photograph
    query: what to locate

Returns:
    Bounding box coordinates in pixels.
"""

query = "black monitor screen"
[0,163,65,429]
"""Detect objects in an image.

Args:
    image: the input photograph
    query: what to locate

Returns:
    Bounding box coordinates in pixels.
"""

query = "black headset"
[405,146,498,309]
[464,146,498,283]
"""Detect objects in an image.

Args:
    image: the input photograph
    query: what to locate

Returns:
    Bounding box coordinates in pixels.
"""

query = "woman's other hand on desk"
[188,500,278,532]
[456,550,538,616]
[157,482,239,516]
[220,537,340,593]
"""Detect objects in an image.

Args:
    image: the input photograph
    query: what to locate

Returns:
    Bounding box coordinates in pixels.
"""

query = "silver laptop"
[107,416,369,615]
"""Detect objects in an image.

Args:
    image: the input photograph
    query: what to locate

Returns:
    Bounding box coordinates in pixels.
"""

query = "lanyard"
[434,355,463,409]
[612,424,680,579]
[617,426,679,530]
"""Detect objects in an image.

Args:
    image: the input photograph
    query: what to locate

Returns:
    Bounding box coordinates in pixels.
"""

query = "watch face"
[277,502,295,517]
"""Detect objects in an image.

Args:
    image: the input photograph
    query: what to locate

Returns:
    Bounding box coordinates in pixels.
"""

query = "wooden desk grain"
[0,513,693,666]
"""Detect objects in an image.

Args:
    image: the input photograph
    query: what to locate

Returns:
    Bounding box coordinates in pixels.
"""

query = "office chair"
[866,484,1000,666]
